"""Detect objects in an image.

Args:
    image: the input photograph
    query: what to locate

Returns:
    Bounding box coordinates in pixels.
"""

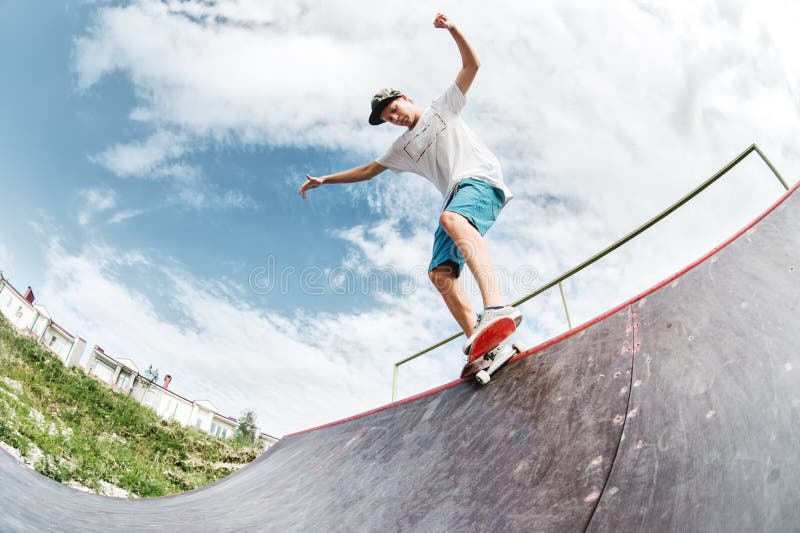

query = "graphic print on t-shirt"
[403,113,447,163]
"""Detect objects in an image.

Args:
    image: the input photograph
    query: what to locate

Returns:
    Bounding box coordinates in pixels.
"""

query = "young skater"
[300,13,521,361]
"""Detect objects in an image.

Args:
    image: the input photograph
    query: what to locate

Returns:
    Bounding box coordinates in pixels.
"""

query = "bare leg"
[439,211,503,309]
[429,264,476,337]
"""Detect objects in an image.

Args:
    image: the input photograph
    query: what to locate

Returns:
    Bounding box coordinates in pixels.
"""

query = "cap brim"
[368,95,401,126]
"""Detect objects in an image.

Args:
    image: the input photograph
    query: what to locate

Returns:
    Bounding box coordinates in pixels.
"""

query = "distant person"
[300,13,521,364]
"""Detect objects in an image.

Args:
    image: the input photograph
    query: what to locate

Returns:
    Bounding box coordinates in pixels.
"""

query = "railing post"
[558,281,573,330]
[753,145,790,191]
[392,364,399,402]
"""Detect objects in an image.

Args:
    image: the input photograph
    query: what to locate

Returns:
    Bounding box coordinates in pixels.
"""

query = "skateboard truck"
[474,342,524,385]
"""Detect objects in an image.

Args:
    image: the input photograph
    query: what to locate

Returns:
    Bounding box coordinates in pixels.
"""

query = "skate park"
[1,144,798,531]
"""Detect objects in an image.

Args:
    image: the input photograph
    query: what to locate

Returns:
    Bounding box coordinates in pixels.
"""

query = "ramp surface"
[1,183,799,532]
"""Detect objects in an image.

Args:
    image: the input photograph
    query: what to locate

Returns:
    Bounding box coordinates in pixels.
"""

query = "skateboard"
[460,317,523,384]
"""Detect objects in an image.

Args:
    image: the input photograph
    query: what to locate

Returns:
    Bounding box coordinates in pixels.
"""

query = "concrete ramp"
[588,182,800,532]
[1,182,799,532]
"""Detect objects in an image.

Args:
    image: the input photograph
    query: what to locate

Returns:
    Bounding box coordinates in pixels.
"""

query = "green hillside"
[0,314,263,498]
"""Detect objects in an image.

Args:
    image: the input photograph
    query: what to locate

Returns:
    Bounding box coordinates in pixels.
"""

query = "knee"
[428,267,445,285]
[439,211,462,233]
[428,265,456,288]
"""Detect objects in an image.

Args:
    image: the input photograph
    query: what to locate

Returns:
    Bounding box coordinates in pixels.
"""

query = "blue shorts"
[429,178,506,277]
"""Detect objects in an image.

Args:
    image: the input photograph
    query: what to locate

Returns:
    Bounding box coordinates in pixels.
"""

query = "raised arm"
[434,13,480,95]
[299,161,387,199]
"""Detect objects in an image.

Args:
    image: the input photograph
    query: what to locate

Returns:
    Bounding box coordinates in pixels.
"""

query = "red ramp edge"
[287,179,799,438]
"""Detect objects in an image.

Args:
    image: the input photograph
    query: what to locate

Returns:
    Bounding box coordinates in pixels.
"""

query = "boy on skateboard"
[299,13,521,368]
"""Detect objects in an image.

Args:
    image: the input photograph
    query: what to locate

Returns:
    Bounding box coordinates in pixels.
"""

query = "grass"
[0,313,263,497]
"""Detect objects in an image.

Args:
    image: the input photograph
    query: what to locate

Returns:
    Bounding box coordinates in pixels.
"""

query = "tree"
[143,365,159,382]
[235,410,258,445]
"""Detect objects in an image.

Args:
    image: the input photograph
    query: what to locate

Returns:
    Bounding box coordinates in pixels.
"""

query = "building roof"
[116,358,139,374]
[194,400,220,413]
[50,320,78,341]
[33,304,50,320]
[92,347,140,375]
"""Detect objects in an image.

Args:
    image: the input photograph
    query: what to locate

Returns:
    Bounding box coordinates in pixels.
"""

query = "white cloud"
[79,186,117,211]
[91,130,188,178]
[72,1,435,153]
[334,222,430,274]
[78,185,145,228]
[175,187,257,211]
[78,186,118,227]
[89,132,256,212]
[77,186,147,227]
[107,209,145,225]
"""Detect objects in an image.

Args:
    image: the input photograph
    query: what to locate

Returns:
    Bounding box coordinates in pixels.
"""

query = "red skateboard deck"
[460,317,518,378]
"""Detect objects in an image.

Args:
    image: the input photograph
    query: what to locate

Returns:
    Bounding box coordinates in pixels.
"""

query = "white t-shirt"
[376,84,513,212]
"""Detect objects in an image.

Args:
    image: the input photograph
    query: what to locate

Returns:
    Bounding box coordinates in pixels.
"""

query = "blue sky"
[1,1,390,314]
[1,0,798,436]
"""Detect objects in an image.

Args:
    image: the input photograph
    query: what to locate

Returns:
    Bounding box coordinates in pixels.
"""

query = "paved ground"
[2,182,799,532]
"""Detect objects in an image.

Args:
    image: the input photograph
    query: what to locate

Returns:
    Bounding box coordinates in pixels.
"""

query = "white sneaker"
[462,306,523,355]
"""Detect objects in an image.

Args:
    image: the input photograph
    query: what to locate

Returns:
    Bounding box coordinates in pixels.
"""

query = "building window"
[196,419,203,429]
[91,361,114,383]
[49,336,57,347]
[209,423,227,438]
[117,373,129,389]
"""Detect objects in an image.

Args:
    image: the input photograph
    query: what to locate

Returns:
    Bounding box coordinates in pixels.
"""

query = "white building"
[258,432,280,448]
[0,276,86,366]
[85,345,138,394]
[132,374,196,425]
[89,346,243,441]
[132,376,239,439]
[193,400,239,439]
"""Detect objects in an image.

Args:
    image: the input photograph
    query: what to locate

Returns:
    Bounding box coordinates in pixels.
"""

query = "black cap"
[368,88,403,125]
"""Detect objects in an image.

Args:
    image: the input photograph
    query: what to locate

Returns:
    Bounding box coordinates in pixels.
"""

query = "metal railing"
[392,143,791,401]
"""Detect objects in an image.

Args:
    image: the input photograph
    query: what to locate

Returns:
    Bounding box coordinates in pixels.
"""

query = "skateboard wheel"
[512,342,524,354]
[476,370,491,385]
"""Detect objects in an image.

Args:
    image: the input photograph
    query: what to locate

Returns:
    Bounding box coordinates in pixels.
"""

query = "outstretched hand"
[433,13,454,30]
[299,174,324,200]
